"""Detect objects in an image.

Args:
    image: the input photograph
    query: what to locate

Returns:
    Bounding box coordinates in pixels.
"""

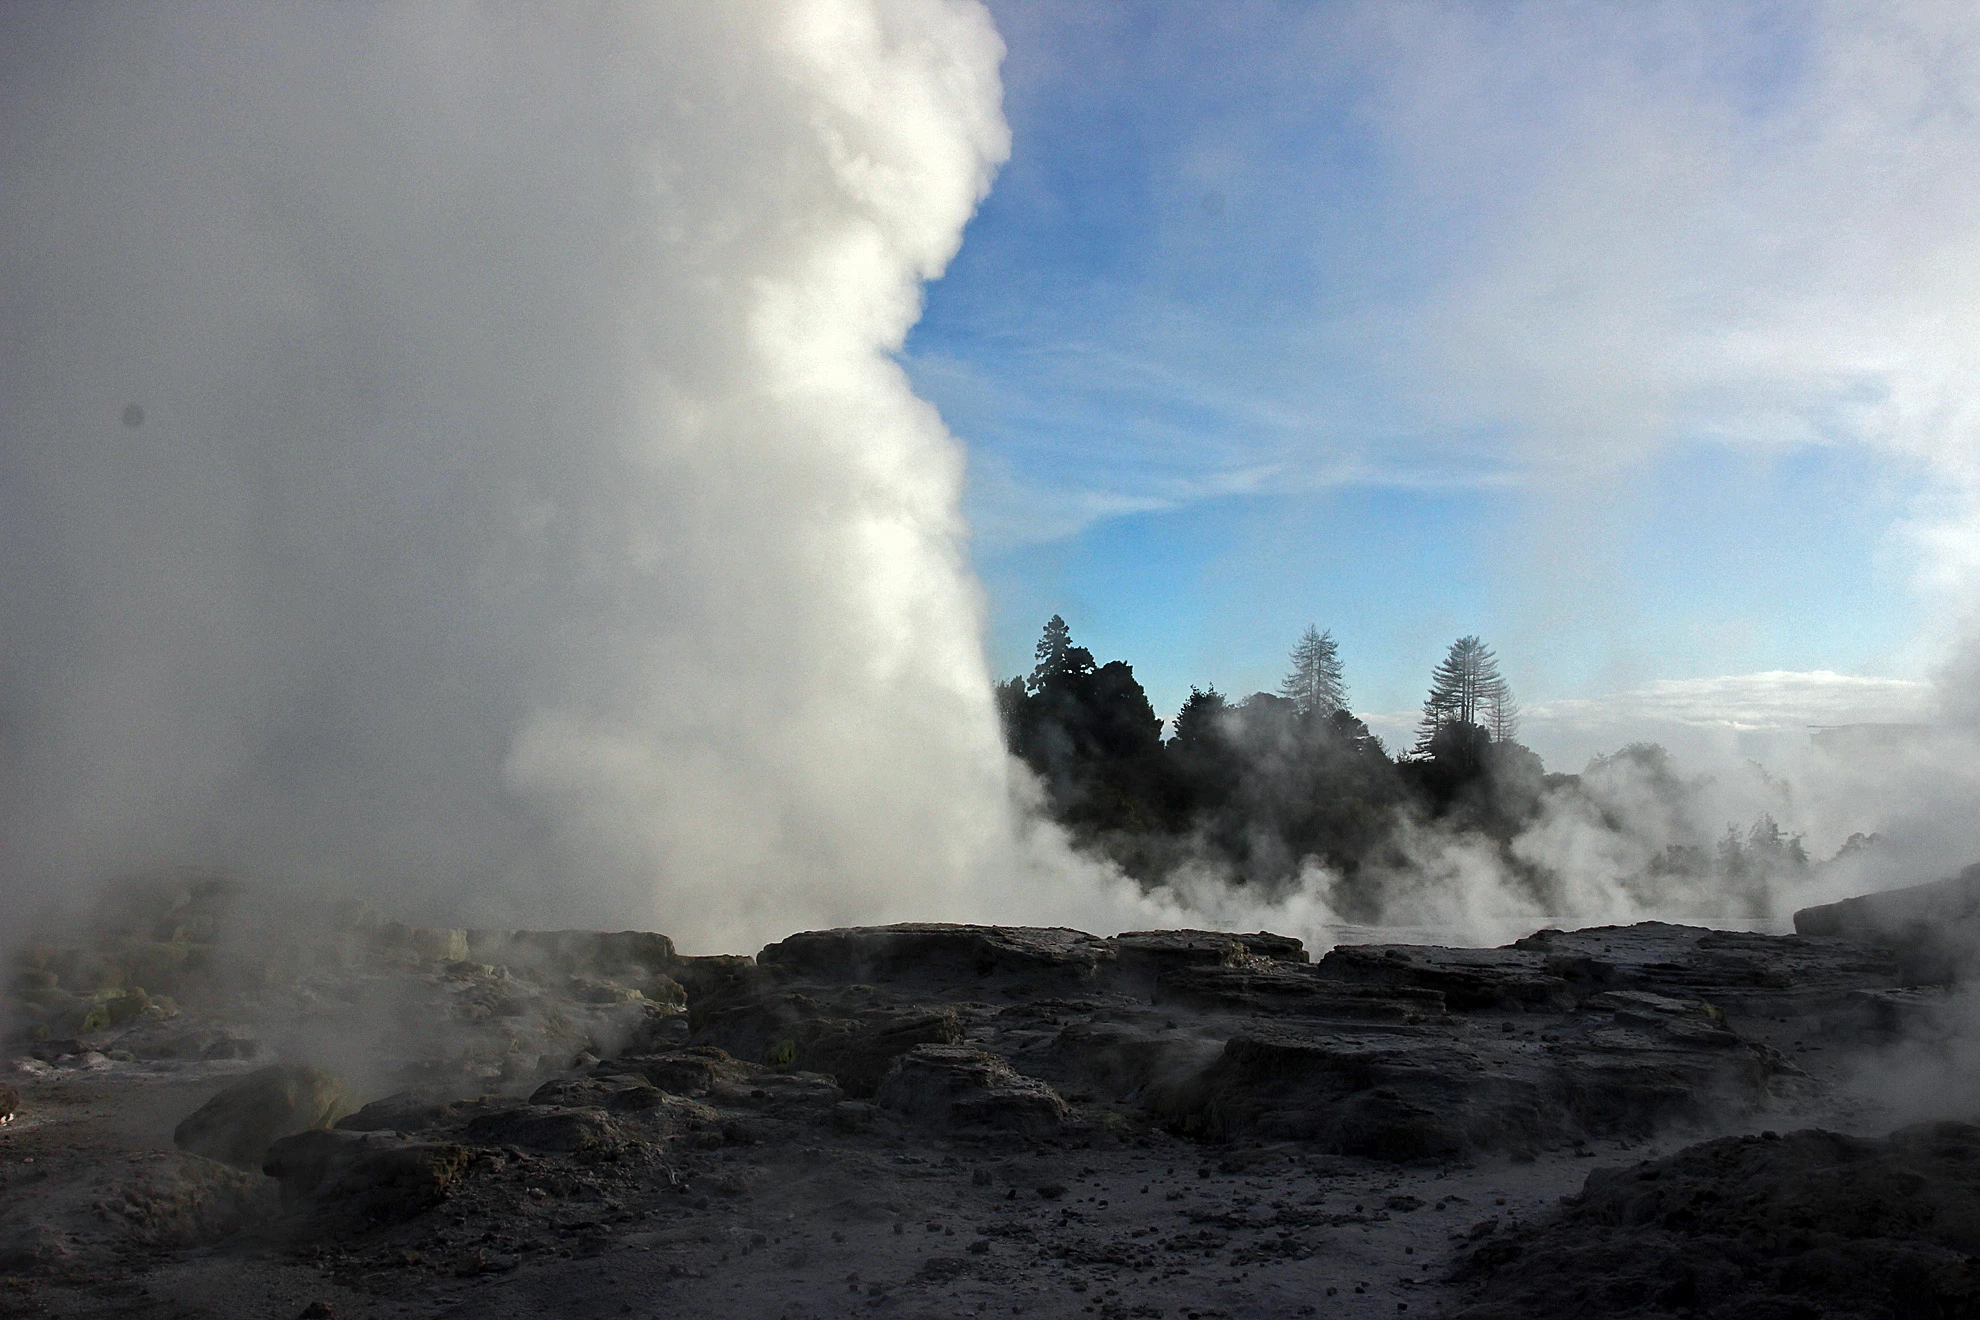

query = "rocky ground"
[2,875,1975,1319]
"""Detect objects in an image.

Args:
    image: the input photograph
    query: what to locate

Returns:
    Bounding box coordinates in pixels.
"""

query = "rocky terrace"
[2,876,1976,1319]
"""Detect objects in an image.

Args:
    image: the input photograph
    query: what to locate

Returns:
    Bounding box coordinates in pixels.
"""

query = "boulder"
[334,1090,461,1134]
[609,1045,762,1097]
[1455,1122,1980,1320]
[529,1078,721,1137]
[459,1104,618,1152]
[529,1076,668,1113]
[874,1044,1069,1135]
[173,1065,356,1170]
[263,1128,471,1234]
[118,1024,257,1061]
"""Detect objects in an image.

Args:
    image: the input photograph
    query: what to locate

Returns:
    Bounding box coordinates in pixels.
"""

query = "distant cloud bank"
[1364,670,1932,772]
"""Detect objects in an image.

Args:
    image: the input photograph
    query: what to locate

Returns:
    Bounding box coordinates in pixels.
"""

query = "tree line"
[995,616,1804,917]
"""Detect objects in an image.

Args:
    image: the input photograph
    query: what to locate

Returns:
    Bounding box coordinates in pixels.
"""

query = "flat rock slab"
[1156,962,1446,1021]
[1315,944,1574,1010]
[1510,923,1908,1018]
[1795,863,1980,980]
[758,924,1118,986]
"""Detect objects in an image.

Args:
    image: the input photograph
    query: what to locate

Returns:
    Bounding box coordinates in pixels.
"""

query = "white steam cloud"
[10,3,1979,962]
[0,0,1161,951]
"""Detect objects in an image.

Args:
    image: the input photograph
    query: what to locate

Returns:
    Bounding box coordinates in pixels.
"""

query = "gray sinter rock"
[1154,961,1447,1021]
[1795,862,1980,982]
[1107,929,1307,996]
[1151,979,1782,1156]
[1314,943,1577,1010]
[689,990,964,1095]
[1510,923,1907,1018]
[172,1064,356,1170]
[16,879,1980,1320]
[874,1043,1070,1135]
[459,1104,619,1152]
[93,1152,269,1248]
[334,1089,464,1134]
[262,1128,473,1235]
[674,916,1942,1162]
[1454,1122,1980,1319]
[778,1008,966,1097]
[607,1043,759,1096]
[757,923,1119,989]
[528,1075,669,1112]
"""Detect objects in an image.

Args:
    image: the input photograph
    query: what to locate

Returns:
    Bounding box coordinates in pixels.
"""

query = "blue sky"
[902,1,1978,767]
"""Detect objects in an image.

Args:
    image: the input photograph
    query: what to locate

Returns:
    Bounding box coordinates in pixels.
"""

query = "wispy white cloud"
[1370,2,1980,577]
[940,1,1980,614]
[1362,669,1930,773]
[1525,671,1930,734]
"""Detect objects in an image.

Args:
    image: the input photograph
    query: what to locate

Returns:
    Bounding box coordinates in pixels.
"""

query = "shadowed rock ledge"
[4,877,1971,1320]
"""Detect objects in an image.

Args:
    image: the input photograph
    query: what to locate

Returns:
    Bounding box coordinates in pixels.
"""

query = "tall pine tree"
[1029,614,1093,694]
[1279,626,1347,718]
[1415,635,1510,754]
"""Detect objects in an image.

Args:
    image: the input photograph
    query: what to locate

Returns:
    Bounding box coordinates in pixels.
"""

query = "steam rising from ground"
[7,3,1980,961]
[0,0,1162,951]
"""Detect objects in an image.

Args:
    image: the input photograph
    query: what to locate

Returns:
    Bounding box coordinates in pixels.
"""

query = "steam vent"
[10,872,1980,1318]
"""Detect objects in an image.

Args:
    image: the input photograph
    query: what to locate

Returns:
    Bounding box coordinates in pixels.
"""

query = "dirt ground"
[4,1062,1841,1320]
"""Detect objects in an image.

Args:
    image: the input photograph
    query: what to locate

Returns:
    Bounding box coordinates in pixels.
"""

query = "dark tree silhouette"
[1001,616,1182,841]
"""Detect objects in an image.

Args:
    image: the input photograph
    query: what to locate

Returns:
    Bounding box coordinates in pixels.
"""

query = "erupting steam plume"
[11,4,1980,958]
[0,0,1092,950]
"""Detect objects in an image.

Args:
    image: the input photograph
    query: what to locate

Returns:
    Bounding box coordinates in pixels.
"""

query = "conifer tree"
[1028,614,1093,694]
[1170,685,1231,747]
[1279,626,1347,718]
[1415,635,1510,753]
[1487,684,1520,743]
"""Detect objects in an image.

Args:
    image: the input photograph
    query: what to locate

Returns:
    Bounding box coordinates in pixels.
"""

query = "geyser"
[0,1,1044,950]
